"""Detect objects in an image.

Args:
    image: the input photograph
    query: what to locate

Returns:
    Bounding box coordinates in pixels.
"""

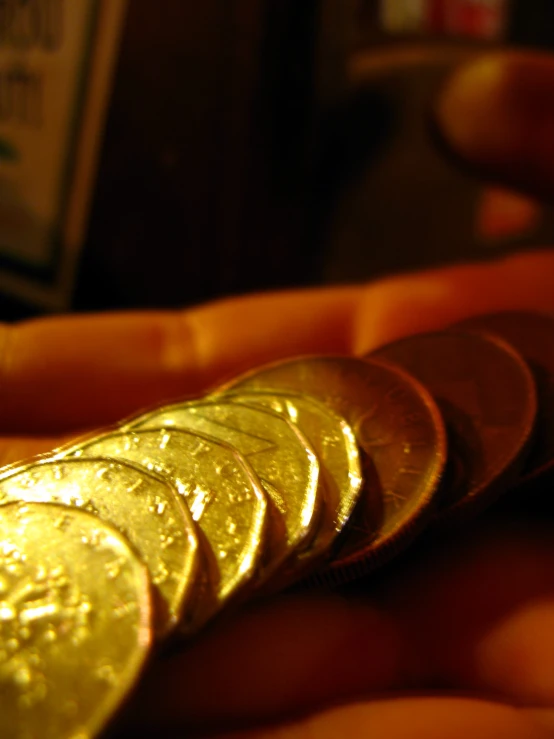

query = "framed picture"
[0,0,127,310]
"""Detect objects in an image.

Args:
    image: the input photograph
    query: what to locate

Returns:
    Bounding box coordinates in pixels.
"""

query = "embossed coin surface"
[69,428,268,625]
[0,458,198,638]
[223,356,446,583]
[219,391,363,576]
[0,502,151,739]
[125,401,321,583]
[455,311,554,484]
[372,331,537,525]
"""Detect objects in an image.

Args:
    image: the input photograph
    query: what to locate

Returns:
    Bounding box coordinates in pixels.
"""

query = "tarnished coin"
[219,391,363,576]
[66,428,268,626]
[0,457,199,639]
[455,311,554,484]
[372,330,537,526]
[222,356,446,584]
[124,401,321,585]
[0,502,151,739]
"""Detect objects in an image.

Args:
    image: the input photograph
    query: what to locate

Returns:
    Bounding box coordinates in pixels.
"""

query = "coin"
[218,391,363,577]
[124,401,321,585]
[372,330,537,526]
[67,428,268,627]
[222,356,446,584]
[455,311,554,484]
[0,501,151,739]
[0,457,199,639]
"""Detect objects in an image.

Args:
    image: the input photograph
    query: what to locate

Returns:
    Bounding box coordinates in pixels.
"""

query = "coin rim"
[123,399,322,579]
[371,329,538,527]
[0,454,200,638]
[217,354,447,583]
[454,310,554,485]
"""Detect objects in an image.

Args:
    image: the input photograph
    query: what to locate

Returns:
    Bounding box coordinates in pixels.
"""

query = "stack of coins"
[0,310,551,738]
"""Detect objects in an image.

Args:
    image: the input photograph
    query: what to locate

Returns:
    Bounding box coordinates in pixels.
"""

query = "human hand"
[6,254,554,739]
[6,52,554,739]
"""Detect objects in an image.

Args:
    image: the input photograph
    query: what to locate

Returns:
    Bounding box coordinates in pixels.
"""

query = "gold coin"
[0,501,151,739]
[0,458,199,639]
[223,356,446,581]
[220,391,363,576]
[124,401,321,584]
[68,428,268,627]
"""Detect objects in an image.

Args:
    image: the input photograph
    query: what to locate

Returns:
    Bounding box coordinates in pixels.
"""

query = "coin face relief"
[221,356,446,584]
[372,330,538,526]
[220,391,363,530]
[218,391,363,578]
[124,401,322,585]
[66,428,268,626]
[0,457,199,639]
[0,502,152,739]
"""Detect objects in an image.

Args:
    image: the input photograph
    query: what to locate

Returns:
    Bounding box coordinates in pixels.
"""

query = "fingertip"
[435,52,554,196]
[475,598,554,706]
[436,53,511,160]
[391,515,554,709]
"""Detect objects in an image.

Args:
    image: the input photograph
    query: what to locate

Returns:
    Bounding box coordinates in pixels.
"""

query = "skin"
[4,51,554,738]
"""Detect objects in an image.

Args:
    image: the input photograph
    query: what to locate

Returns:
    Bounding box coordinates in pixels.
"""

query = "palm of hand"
[1,250,553,738]
[5,49,554,737]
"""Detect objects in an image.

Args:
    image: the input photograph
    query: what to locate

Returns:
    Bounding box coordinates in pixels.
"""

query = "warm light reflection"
[379,0,509,40]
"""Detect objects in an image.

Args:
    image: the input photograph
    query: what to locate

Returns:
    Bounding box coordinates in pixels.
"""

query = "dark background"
[1,0,553,319]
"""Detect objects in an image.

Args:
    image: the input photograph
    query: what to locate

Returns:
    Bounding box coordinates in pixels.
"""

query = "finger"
[0,288,359,434]
[125,516,554,735]
[351,248,554,353]
[385,514,554,709]
[4,250,554,434]
[220,698,552,739]
[435,52,554,199]
[129,594,407,734]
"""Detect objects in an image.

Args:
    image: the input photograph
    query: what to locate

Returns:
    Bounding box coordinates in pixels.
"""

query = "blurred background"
[0,0,552,319]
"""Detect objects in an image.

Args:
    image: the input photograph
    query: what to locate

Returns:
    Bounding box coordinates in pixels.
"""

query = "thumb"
[435,52,554,200]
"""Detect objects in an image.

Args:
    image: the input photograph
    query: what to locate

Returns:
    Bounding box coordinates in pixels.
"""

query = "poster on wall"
[0,0,127,311]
